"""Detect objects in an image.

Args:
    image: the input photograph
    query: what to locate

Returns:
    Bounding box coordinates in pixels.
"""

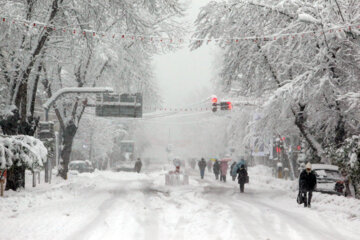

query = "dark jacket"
[299,170,317,191]
[237,168,248,184]
[198,159,207,170]
[213,161,220,174]
[135,160,142,172]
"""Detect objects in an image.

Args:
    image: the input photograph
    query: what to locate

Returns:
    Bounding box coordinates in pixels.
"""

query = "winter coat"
[213,161,220,175]
[220,161,228,176]
[230,162,236,176]
[231,160,247,176]
[237,168,248,184]
[299,170,317,191]
[135,160,142,172]
[198,159,207,170]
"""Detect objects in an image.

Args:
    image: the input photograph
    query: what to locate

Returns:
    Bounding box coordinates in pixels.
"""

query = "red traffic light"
[220,101,232,110]
[227,101,232,110]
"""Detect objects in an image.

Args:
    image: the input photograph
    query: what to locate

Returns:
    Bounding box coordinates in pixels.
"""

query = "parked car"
[312,164,344,195]
[69,160,94,174]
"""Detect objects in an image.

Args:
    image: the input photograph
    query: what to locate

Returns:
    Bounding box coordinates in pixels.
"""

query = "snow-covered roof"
[312,164,339,171]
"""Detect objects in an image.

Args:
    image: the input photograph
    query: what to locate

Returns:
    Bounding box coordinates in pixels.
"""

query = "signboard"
[38,121,55,139]
[96,93,143,118]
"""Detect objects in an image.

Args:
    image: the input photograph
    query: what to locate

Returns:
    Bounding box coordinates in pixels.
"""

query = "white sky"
[153,0,217,107]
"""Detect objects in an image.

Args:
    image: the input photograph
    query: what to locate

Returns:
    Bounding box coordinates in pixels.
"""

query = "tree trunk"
[59,123,77,179]
[5,163,26,191]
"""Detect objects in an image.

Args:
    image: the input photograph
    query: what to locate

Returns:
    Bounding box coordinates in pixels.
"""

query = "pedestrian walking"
[231,158,247,177]
[207,159,213,172]
[230,161,237,181]
[237,164,248,193]
[213,159,220,180]
[220,160,229,182]
[198,158,207,179]
[190,158,196,169]
[341,170,352,197]
[134,158,143,173]
[299,162,317,208]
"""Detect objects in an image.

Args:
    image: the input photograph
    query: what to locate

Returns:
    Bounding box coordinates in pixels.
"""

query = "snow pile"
[248,165,297,192]
[312,192,360,221]
[0,135,47,169]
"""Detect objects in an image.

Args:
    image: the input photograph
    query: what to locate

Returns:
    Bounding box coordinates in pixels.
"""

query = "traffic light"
[211,96,218,103]
[220,101,232,110]
[212,103,217,112]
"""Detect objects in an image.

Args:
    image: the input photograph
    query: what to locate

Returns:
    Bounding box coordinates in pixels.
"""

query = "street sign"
[96,93,143,118]
[38,121,55,139]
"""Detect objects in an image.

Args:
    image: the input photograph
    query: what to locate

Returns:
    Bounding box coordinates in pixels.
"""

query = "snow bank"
[0,135,47,169]
[248,165,297,191]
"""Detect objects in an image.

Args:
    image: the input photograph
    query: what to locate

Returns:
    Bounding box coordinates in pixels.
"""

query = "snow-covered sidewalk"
[1,165,359,240]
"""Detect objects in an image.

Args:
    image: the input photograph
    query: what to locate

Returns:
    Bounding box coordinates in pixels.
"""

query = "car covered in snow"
[312,164,343,195]
[69,160,95,174]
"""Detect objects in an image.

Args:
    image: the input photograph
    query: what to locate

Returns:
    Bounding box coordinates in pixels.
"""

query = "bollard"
[38,171,40,184]
[32,171,36,187]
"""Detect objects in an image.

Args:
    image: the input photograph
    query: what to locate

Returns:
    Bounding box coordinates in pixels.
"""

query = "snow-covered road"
[1,165,359,240]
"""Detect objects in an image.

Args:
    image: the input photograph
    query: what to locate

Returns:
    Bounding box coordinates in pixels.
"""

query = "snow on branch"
[298,13,320,25]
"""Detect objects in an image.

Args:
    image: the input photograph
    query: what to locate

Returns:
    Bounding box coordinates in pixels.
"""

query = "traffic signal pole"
[43,87,114,121]
[42,87,114,183]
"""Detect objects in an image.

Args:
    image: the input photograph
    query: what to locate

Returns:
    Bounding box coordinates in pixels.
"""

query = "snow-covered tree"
[192,0,360,165]
[1,0,185,181]
[332,135,360,198]
[0,134,47,189]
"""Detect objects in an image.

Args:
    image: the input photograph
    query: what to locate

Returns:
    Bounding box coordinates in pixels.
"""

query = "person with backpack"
[237,164,248,193]
[299,162,317,208]
[231,158,247,177]
[198,158,207,179]
[213,159,220,180]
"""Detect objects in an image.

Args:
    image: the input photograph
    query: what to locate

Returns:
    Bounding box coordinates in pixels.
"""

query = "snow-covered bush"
[333,136,360,198]
[0,135,47,170]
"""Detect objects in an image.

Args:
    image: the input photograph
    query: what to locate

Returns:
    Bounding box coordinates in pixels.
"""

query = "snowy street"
[2,0,360,239]
[1,165,359,240]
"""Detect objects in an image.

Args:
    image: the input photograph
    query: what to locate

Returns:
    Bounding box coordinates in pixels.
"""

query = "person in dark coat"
[134,158,143,173]
[237,164,248,193]
[230,162,237,181]
[213,160,220,180]
[299,162,317,207]
[198,158,207,179]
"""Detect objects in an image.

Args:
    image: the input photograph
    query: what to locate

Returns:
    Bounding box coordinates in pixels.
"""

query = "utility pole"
[89,128,94,163]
